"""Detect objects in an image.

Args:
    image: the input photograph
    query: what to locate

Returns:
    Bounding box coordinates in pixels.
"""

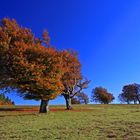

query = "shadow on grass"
[0,106,39,112]
[0,113,38,117]
[0,107,39,117]
[0,106,94,117]
[0,108,25,111]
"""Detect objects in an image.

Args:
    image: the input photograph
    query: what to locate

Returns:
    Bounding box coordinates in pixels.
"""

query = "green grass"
[0,104,140,140]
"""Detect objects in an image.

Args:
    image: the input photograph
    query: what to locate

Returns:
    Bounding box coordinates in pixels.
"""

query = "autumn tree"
[119,83,140,104]
[134,83,140,104]
[71,98,80,104]
[91,87,114,104]
[60,50,89,109]
[0,93,14,105]
[0,18,65,113]
[19,46,65,113]
[76,92,89,104]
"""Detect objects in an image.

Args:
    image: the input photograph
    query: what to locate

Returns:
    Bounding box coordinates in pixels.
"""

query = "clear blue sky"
[1,0,140,105]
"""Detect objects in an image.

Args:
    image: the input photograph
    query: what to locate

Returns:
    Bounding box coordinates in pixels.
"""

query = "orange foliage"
[91,87,114,104]
[0,101,14,105]
[0,18,64,101]
[61,50,82,92]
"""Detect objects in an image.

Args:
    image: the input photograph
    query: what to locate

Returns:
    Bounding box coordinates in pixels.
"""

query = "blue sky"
[1,0,140,105]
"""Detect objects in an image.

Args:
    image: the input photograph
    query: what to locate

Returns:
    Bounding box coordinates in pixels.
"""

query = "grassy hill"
[0,104,139,139]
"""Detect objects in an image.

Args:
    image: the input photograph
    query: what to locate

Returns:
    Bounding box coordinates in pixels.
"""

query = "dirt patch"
[50,108,93,112]
[0,107,93,113]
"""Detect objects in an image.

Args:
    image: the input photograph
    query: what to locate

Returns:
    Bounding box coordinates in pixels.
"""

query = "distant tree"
[71,98,80,104]
[91,87,114,104]
[76,92,89,104]
[133,83,140,104]
[119,83,140,104]
[0,93,14,105]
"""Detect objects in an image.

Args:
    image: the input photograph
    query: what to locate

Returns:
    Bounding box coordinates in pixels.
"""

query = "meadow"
[0,104,140,140]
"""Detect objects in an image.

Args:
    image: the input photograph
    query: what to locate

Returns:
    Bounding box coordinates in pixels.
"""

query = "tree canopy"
[0,93,14,105]
[91,87,114,104]
[0,18,83,113]
[76,92,89,104]
[119,83,140,104]
[60,49,89,109]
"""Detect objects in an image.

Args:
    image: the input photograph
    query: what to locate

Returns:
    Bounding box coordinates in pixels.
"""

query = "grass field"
[0,104,140,140]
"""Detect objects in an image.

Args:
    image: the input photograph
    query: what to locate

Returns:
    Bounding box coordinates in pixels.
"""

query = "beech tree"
[71,92,89,104]
[76,92,89,104]
[134,83,140,104]
[60,50,90,109]
[91,87,114,104]
[119,83,140,104]
[0,18,65,113]
[71,98,80,104]
[61,79,89,109]
[0,18,88,112]
[0,93,14,105]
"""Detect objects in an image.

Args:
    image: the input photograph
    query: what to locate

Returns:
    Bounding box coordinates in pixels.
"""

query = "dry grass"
[0,104,140,140]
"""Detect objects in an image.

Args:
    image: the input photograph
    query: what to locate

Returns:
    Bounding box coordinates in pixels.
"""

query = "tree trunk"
[134,100,137,104]
[39,99,49,113]
[127,100,130,104]
[63,94,72,110]
[137,97,140,104]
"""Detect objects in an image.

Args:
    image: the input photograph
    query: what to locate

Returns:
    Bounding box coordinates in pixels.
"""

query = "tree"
[62,79,89,110]
[76,92,89,104]
[119,83,140,104]
[133,83,140,104]
[71,98,80,104]
[0,93,14,105]
[0,18,65,113]
[19,46,65,113]
[60,50,89,109]
[91,87,114,104]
